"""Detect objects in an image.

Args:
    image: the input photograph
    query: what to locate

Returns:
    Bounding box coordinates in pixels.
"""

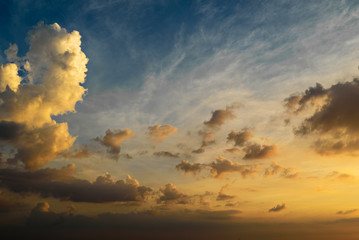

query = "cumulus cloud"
[268,203,286,212]
[285,79,359,154]
[0,22,88,169]
[0,165,151,202]
[158,183,188,204]
[204,105,237,129]
[147,124,178,142]
[336,209,357,215]
[94,128,134,159]
[192,131,216,154]
[264,161,299,178]
[175,160,203,174]
[209,156,258,178]
[242,143,277,160]
[227,129,253,147]
[216,184,235,201]
[153,151,180,158]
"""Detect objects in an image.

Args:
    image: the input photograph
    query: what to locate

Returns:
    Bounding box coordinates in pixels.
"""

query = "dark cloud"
[175,160,203,174]
[176,157,258,178]
[0,188,27,213]
[336,209,357,215]
[0,165,151,202]
[94,128,134,159]
[242,143,277,160]
[153,151,180,158]
[192,147,205,154]
[204,105,236,129]
[264,161,298,178]
[227,129,253,147]
[0,121,74,170]
[285,79,359,154]
[224,148,240,154]
[158,183,188,204]
[209,156,258,178]
[216,184,235,201]
[268,203,286,212]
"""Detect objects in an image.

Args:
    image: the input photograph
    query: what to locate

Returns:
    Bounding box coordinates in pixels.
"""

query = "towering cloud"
[0,22,88,169]
[94,128,134,159]
[285,79,359,154]
[147,124,178,142]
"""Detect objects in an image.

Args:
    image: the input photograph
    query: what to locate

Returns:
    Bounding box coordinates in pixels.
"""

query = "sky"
[1,0,359,239]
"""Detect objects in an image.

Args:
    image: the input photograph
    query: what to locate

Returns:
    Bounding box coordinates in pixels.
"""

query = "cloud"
[204,105,237,129]
[285,79,359,154]
[227,129,253,147]
[158,183,188,204]
[216,184,235,201]
[336,209,357,215]
[147,124,178,142]
[326,171,355,181]
[61,145,95,159]
[0,165,151,202]
[224,148,240,154]
[268,203,286,212]
[242,143,277,160]
[192,131,216,154]
[94,128,134,159]
[264,161,298,178]
[0,188,27,213]
[0,22,88,169]
[209,156,258,178]
[175,160,203,174]
[153,151,180,158]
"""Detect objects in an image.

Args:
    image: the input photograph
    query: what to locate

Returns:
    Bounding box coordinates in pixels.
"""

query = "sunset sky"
[1,1,359,239]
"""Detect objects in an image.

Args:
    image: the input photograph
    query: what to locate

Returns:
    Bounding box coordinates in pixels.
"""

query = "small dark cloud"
[153,151,180,158]
[242,143,277,160]
[216,184,235,201]
[176,160,203,174]
[204,105,237,129]
[158,183,188,204]
[268,203,286,212]
[224,148,240,154]
[210,156,258,178]
[93,128,134,159]
[227,129,253,147]
[192,147,205,154]
[264,161,298,179]
[336,209,357,215]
